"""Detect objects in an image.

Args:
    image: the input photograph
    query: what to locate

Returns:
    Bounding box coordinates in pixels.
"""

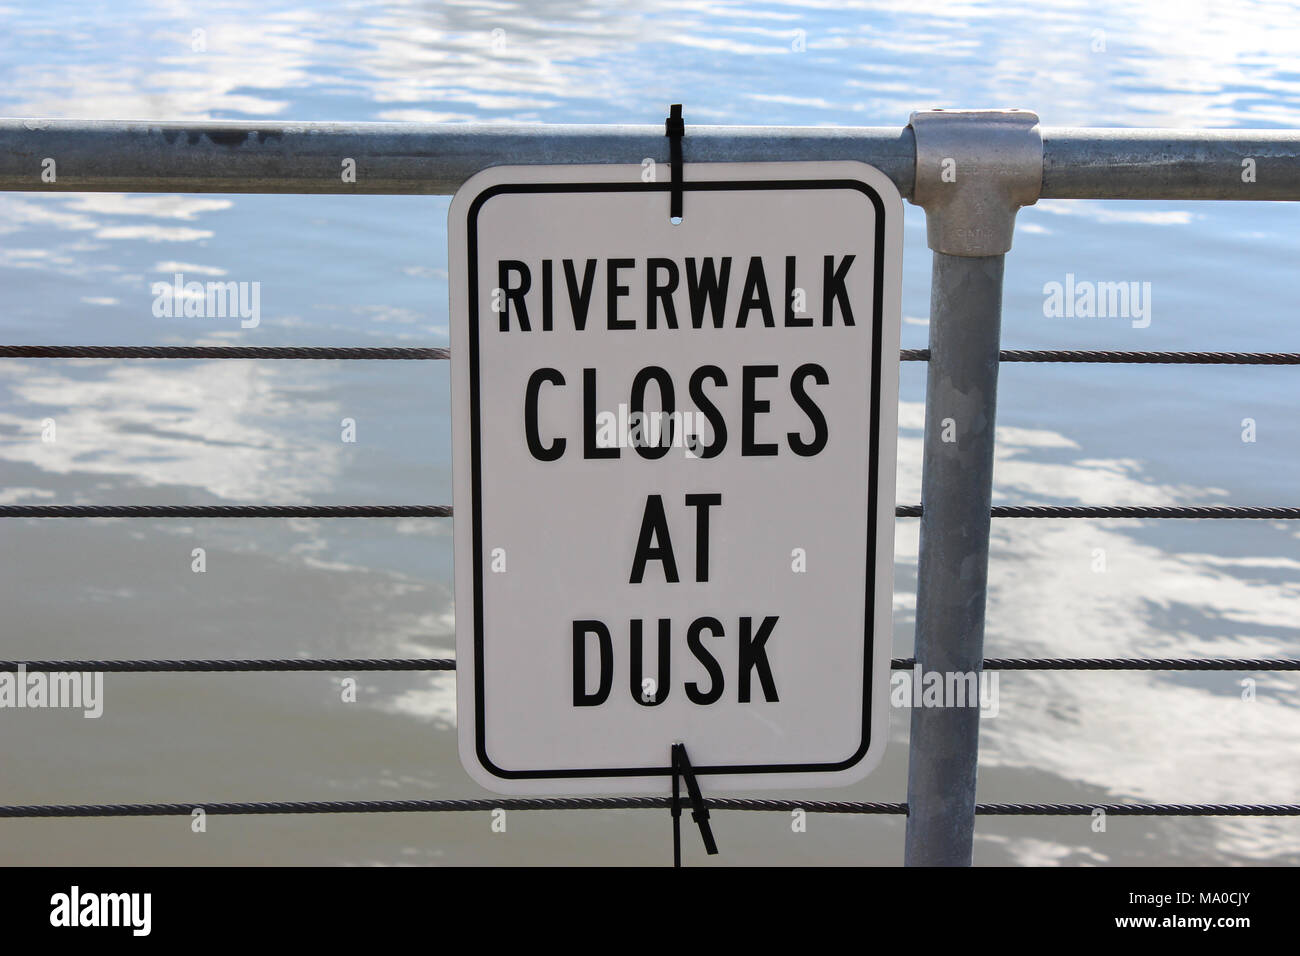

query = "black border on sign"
[465,178,888,780]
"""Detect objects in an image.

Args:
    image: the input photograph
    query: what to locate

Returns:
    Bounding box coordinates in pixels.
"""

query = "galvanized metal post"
[904,110,1043,865]
[905,250,1006,865]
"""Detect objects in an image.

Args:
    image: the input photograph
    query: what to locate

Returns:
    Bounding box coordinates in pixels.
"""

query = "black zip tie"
[665,104,684,222]
[671,750,682,868]
[671,742,718,865]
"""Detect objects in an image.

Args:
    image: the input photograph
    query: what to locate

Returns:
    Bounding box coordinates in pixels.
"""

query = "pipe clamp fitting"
[908,109,1043,257]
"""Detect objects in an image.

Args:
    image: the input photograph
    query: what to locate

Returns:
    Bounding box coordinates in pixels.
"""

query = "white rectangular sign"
[450,161,902,793]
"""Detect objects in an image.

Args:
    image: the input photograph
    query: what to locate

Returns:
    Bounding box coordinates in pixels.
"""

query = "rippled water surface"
[1,0,1298,865]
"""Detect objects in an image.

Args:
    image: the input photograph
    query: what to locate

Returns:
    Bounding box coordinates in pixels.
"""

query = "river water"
[0,0,1298,865]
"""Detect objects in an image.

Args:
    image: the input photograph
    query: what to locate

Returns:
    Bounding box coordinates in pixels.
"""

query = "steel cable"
[4,346,1298,364]
[3,504,1296,518]
[5,658,1296,672]
[1,799,1296,818]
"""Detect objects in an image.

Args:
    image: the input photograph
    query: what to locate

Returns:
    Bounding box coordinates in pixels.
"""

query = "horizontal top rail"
[3,119,1300,200]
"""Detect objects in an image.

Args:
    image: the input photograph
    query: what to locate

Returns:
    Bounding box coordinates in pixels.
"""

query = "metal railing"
[2,113,1299,866]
